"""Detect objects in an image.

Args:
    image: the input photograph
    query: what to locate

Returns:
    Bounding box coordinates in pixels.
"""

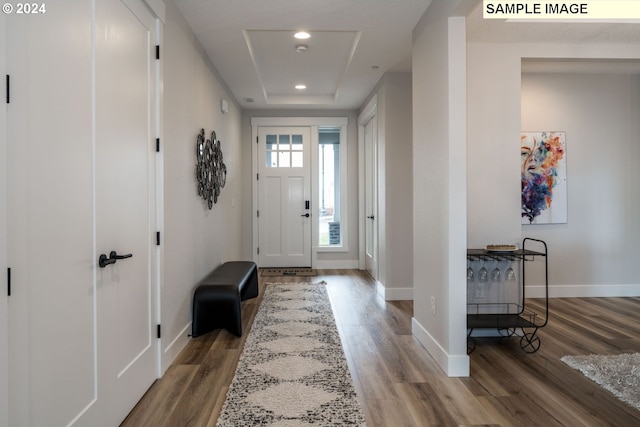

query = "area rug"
[261,268,317,277]
[215,281,367,426]
[562,353,640,411]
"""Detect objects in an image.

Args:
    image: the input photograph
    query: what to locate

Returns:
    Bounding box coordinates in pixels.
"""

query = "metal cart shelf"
[467,238,548,354]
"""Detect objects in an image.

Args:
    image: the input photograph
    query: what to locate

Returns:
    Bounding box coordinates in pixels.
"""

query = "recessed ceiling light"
[295,84,307,90]
[294,31,311,40]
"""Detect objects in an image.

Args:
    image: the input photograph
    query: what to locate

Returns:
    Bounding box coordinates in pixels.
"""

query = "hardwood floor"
[121,270,640,427]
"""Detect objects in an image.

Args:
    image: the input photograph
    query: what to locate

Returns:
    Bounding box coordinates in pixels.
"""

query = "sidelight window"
[318,126,343,247]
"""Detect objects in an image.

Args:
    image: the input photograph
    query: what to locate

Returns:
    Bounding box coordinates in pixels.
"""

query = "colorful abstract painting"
[521,131,567,224]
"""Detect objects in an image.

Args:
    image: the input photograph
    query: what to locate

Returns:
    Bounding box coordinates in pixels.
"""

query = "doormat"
[261,268,317,277]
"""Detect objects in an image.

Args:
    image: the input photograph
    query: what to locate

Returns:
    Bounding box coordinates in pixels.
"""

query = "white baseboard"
[313,259,359,269]
[161,322,192,374]
[375,281,413,301]
[527,283,640,298]
[411,317,469,377]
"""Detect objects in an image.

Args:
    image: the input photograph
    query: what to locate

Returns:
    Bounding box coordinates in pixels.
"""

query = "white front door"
[6,0,158,425]
[257,127,311,267]
[364,116,378,278]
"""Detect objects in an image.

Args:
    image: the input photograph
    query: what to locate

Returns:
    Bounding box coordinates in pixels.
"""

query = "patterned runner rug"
[562,353,640,411]
[216,281,367,426]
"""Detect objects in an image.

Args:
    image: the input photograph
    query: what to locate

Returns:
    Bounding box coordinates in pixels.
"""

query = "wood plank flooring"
[121,269,640,427]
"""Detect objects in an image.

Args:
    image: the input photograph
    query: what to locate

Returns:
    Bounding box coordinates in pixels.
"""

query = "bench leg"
[241,265,259,301]
[192,286,243,337]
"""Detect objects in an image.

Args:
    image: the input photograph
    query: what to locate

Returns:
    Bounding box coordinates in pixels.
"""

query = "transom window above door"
[265,134,304,168]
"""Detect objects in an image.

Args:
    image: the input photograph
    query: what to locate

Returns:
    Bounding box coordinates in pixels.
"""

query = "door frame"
[0,11,9,427]
[358,96,378,277]
[251,117,348,268]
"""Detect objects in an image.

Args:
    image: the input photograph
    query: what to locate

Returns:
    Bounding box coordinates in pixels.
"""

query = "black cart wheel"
[467,336,476,354]
[520,333,541,353]
[498,327,516,337]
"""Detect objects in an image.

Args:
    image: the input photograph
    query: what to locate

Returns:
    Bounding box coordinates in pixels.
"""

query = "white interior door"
[6,0,158,425]
[364,116,378,278]
[258,127,311,267]
[94,0,157,424]
[7,3,98,426]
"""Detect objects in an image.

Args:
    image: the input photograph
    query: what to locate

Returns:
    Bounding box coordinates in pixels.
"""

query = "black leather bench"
[191,261,259,337]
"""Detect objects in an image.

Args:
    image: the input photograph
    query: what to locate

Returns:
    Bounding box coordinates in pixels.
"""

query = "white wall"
[467,41,640,298]
[161,0,244,370]
[383,74,414,297]
[466,44,523,248]
[521,72,640,296]
[412,0,469,377]
[361,73,414,300]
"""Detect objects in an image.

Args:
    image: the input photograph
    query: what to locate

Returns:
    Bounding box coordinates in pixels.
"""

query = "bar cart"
[466,238,548,354]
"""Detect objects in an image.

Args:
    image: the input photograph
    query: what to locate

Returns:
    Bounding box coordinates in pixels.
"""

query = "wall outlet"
[430,296,437,315]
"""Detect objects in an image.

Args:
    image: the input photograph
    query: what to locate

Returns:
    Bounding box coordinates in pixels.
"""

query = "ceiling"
[174,0,433,110]
[174,0,640,111]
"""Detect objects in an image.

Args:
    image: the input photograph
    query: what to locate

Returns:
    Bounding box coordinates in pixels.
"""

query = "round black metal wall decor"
[195,129,227,209]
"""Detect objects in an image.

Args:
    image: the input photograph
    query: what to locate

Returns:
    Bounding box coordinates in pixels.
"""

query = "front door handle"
[98,251,133,268]
[301,213,310,218]
[367,215,375,220]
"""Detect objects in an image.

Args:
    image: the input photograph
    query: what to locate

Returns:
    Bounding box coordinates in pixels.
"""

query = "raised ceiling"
[174,0,640,110]
[174,0,433,110]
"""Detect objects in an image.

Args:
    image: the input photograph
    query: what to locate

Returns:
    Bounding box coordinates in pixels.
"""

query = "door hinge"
[155,45,160,60]
[6,75,10,104]
[157,324,161,339]
[256,136,259,144]
[257,210,259,218]
[156,231,161,246]
[256,173,259,180]
[7,268,11,297]
[156,138,160,152]
[257,247,259,255]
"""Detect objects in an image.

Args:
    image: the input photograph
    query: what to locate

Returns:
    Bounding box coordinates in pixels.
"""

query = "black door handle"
[367,215,375,220]
[301,213,310,217]
[98,254,116,268]
[110,251,133,260]
[98,251,133,268]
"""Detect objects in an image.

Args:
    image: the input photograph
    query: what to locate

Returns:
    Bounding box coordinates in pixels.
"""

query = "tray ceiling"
[174,0,432,109]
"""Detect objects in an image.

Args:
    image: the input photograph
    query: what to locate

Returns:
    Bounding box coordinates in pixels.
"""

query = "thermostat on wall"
[220,99,229,114]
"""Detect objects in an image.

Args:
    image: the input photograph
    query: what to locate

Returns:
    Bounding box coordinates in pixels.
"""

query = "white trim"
[251,117,349,268]
[143,0,165,22]
[412,318,470,377]
[314,245,348,253]
[527,284,640,298]
[252,117,347,127]
[154,17,165,377]
[162,322,191,361]
[376,283,414,301]
[313,260,359,270]
[0,11,9,427]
